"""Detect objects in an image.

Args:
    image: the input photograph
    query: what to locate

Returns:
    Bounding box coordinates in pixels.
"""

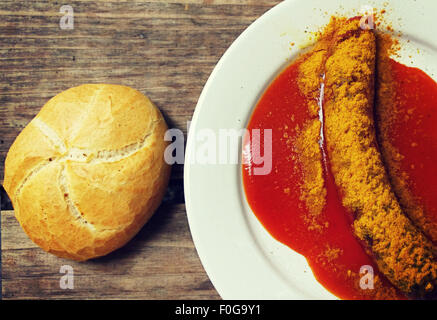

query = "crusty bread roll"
[3,84,171,261]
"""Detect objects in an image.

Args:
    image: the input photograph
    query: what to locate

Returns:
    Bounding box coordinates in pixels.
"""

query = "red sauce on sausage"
[382,60,437,230]
[242,58,437,300]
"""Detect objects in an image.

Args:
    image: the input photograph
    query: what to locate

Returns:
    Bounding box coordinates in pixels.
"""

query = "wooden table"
[0,0,282,300]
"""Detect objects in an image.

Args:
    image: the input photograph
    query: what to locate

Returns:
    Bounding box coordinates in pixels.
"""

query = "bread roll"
[3,84,171,261]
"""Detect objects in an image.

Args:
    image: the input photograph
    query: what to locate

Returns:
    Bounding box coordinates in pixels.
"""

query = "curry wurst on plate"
[323,18,437,297]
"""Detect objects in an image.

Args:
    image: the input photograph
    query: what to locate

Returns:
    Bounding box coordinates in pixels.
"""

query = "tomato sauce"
[382,60,437,229]
[242,58,437,299]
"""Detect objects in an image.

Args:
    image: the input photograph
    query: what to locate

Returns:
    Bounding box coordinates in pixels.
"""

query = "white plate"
[184,0,437,299]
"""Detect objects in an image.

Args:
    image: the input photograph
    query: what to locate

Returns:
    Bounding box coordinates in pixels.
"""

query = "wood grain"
[0,0,281,183]
[2,204,221,299]
[0,0,283,299]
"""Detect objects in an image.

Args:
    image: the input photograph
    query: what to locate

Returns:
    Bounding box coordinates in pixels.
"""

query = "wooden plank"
[0,0,283,299]
[0,0,282,183]
[1,204,220,299]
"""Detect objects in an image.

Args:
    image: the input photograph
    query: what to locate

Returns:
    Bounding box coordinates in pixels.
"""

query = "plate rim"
[184,0,318,300]
[183,0,437,300]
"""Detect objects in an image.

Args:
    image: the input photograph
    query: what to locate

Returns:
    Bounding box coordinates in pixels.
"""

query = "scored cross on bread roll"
[3,84,171,261]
